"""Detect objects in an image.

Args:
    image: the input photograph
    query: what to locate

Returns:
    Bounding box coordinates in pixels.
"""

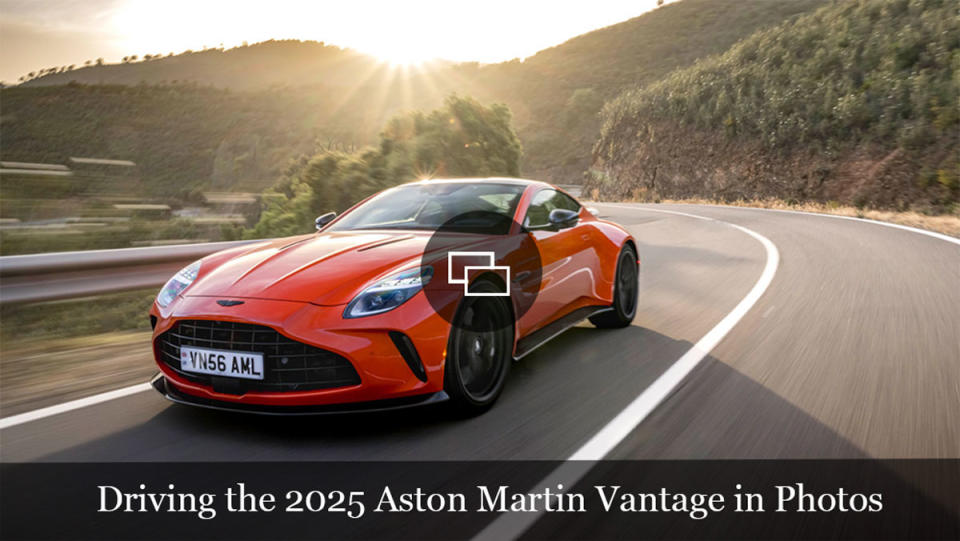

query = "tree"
[247,95,522,238]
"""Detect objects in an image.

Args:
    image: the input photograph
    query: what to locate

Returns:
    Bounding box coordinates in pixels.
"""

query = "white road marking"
[724,206,960,246]
[474,206,780,540]
[610,202,960,246]
[0,383,152,430]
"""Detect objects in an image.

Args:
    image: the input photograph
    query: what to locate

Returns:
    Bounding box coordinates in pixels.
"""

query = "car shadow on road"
[31,324,871,462]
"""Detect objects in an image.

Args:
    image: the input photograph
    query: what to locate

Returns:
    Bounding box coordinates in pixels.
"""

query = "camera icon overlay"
[422,210,541,327]
[447,251,510,297]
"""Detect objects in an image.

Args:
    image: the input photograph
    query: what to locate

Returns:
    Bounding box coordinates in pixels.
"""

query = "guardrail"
[0,240,260,305]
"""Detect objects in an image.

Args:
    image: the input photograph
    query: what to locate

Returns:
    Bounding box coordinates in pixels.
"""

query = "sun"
[104,0,670,74]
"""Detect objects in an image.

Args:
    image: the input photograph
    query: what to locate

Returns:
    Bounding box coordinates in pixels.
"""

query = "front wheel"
[443,281,514,415]
[590,244,639,328]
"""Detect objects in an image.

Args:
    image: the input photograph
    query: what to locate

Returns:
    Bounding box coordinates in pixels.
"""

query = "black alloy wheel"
[590,244,639,328]
[444,280,514,414]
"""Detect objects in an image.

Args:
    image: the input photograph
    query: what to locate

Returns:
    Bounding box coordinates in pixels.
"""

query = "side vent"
[388,331,427,382]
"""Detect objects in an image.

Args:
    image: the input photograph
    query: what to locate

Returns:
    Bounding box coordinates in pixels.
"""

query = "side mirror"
[548,208,579,230]
[315,212,337,230]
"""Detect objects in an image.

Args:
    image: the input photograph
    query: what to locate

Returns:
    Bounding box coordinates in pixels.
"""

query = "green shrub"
[598,0,959,154]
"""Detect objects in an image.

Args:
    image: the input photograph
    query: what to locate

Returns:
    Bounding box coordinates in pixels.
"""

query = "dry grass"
[626,198,960,238]
[0,331,155,417]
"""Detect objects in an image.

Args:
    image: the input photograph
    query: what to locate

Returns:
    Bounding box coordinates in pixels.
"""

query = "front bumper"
[150,293,459,410]
[151,373,449,415]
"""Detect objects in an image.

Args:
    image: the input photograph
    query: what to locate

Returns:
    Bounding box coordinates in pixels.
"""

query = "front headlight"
[344,266,433,318]
[157,260,201,307]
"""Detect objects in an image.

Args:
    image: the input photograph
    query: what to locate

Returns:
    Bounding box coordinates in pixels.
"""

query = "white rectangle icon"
[447,251,510,297]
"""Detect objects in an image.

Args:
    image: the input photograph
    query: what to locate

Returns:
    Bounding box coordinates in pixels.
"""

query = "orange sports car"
[149,178,638,415]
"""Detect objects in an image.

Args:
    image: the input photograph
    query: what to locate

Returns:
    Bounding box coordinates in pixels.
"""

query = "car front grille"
[156,320,361,394]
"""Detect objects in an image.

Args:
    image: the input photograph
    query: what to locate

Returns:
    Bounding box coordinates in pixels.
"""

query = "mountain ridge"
[4,0,827,187]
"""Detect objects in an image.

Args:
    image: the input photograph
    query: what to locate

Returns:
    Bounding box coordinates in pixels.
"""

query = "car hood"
[185,230,468,305]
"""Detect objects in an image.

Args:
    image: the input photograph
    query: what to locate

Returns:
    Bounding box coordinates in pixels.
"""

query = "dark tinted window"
[524,189,581,228]
[329,182,524,234]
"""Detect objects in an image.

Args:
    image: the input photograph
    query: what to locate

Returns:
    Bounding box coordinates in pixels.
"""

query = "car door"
[517,188,595,336]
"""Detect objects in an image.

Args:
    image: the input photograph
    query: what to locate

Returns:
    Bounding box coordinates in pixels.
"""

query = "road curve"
[1,203,958,462]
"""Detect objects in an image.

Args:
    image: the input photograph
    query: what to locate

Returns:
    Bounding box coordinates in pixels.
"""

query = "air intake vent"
[389,331,427,382]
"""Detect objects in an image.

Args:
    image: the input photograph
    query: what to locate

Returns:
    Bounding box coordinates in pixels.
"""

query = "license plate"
[179,346,265,380]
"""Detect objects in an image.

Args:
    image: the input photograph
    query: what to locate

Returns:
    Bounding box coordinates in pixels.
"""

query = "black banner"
[1,460,957,540]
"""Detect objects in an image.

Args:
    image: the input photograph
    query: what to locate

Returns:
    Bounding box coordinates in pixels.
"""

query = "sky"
[0,0,671,84]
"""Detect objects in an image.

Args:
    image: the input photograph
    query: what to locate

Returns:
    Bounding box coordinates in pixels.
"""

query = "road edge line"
[597,202,960,246]
[473,206,780,540]
[0,383,152,430]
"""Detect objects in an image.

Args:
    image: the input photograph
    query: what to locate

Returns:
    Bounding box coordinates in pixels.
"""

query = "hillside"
[0,83,374,197]
[474,0,827,181]
[587,0,959,211]
[6,0,826,187]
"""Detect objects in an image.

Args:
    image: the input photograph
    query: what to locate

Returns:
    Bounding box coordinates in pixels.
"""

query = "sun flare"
[101,0,666,70]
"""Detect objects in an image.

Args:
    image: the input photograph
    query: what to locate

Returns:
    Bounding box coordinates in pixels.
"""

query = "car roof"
[405,177,553,189]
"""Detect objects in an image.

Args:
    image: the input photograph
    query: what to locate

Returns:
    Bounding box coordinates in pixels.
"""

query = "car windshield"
[328,182,525,234]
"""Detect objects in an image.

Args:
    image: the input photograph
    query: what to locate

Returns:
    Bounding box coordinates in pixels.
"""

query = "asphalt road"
[2,203,958,463]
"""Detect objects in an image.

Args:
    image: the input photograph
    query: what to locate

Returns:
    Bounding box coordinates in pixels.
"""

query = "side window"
[524,189,581,228]
[553,191,581,212]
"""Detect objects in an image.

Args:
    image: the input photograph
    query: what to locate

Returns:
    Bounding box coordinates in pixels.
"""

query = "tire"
[590,244,639,329]
[444,280,514,415]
